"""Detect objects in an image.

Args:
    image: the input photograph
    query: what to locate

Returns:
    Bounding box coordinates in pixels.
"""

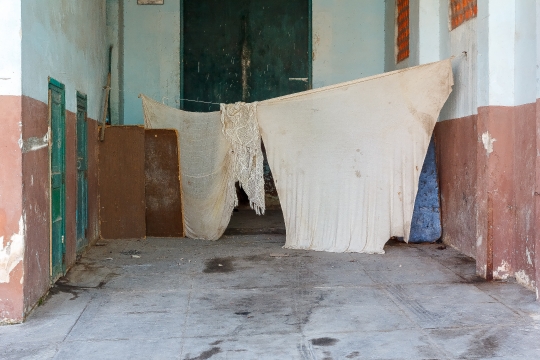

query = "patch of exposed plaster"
[526,248,533,266]
[493,260,511,280]
[0,215,25,283]
[481,131,496,156]
[21,133,49,153]
[515,270,535,291]
[476,236,482,247]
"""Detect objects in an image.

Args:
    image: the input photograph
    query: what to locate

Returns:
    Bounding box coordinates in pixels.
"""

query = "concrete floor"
[2,216,540,359]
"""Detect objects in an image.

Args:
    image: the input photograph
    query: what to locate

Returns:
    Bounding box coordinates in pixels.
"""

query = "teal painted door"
[49,79,66,280]
[181,0,310,111]
[182,0,310,198]
[76,92,88,252]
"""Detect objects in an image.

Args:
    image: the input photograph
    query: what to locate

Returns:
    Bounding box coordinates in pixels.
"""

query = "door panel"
[145,129,184,237]
[182,0,310,203]
[181,0,310,110]
[182,0,247,112]
[49,79,66,281]
[248,0,310,101]
[76,92,88,252]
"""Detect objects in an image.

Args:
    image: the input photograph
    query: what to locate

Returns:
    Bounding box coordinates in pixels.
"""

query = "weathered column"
[0,0,25,324]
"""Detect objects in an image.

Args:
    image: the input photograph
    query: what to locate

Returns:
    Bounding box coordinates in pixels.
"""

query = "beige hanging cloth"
[141,96,236,240]
[256,59,453,253]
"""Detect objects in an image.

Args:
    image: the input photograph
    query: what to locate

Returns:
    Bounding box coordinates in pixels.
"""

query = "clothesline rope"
[138,94,221,106]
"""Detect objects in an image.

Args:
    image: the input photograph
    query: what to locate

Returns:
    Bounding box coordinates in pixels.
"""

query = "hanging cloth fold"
[141,96,235,240]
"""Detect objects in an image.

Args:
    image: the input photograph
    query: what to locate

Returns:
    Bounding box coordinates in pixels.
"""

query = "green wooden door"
[181,0,311,111]
[49,78,66,280]
[182,0,310,199]
[76,92,88,253]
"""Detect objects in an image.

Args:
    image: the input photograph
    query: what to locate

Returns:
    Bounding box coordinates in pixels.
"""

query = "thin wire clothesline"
[179,98,221,105]
[143,56,462,107]
[138,94,222,106]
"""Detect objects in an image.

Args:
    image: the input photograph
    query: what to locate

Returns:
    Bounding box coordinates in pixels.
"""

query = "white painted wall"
[439,3,478,121]
[384,0,480,120]
[123,0,181,125]
[21,0,108,119]
[477,0,516,108]
[477,0,538,108]
[312,0,386,88]
[418,0,440,65]
[0,0,22,96]
[537,0,540,100]
[514,0,537,106]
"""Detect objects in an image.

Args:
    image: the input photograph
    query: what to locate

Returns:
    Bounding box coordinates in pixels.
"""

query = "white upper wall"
[21,0,108,119]
[537,0,540,100]
[477,0,515,108]
[0,0,22,96]
[439,2,478,121]
[418,0,440,65]
[123,0,181,125]
[312,0,386,88]
[514,0,537,106]
[387,0,539,120]
[477,0,538,108]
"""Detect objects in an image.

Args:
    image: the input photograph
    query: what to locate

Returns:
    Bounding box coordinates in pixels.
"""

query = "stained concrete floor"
[2,216,540,359]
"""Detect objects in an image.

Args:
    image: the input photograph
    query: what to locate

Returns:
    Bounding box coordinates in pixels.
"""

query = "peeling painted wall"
[0,96,24,323]
[0,216,25,284]
[0,0,25,324]
[21,0,108,119]
[2,0,109,322]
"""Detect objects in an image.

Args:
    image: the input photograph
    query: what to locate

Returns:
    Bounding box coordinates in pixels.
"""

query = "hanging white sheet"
[142,97,235,240]
[141,59,453,252]
[256,60,453,253]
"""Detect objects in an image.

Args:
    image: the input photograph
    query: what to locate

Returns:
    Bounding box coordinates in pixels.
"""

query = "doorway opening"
[181,0,312,234]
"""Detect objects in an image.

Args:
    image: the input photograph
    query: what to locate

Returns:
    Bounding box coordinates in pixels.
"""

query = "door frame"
[48,77,66,281]
[76,91,88,253]
[179,0,313,105]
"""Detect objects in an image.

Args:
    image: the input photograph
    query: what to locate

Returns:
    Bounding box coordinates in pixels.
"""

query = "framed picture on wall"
[137,0,164,4]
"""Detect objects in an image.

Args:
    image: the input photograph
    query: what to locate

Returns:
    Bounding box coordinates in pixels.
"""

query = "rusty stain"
[98,126,146,239]
[145,130,184,237]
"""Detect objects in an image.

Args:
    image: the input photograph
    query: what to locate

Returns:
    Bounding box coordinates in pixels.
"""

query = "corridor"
[1,232,539,359]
